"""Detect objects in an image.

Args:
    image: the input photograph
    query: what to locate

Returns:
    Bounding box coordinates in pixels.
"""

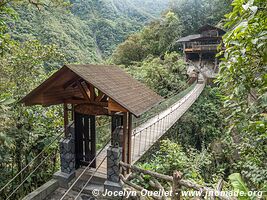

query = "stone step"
[75,167,107,185]
[73,179,104,195]
[44,187,96,200]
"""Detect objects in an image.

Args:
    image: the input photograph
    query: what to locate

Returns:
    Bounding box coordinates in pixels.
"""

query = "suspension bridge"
[93,82,205,176]
[1,64,205,200]
[41,82,205,200]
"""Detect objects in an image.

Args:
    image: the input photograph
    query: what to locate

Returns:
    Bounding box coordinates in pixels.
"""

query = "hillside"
[1,0,266,199]
[12,0,170,64]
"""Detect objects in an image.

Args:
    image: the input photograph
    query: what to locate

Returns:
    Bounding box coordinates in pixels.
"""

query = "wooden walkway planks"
[90,83,205,176]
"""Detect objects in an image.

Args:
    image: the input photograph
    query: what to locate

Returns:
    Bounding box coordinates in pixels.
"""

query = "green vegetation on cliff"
[12,0,170,64]
[0,0,266,199]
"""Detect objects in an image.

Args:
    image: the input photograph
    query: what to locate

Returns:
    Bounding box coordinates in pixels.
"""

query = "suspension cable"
[132,83,195,128]
[59,138,111,200]
[133,84,198,136]
[0,131,63,193]
[133,84,196,126]
[6,148,57,199]
[1,120,110,195]
[74,156,107,200]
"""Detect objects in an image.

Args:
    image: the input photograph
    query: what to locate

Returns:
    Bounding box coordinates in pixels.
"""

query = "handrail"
[74,156,107,200]
[59,138,111,200]
[131,83,205,160]
[132,82,197,129]
[120,161,230,200]
[6,147,59,200]
[133,83,199,135]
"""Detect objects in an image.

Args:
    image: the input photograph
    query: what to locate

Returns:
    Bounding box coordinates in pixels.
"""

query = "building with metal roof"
[176,24,226,79]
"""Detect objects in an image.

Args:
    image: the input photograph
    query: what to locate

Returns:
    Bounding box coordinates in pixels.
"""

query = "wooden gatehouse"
[21,64,163,192]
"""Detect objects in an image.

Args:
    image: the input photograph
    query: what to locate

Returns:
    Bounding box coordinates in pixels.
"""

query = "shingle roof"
[21,64,163,117]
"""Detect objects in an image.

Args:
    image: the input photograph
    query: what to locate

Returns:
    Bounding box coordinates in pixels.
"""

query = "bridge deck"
[89,83,205,177]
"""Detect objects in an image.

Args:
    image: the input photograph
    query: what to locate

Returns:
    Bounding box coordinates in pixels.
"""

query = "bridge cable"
[133,84,200,136]
[0,131,63,193]
[133,91,181,126]
[6,148,57,199]
[1,119,111,194]
[133,85,195,128]
[59,138,111,200]
[74,156,107,200]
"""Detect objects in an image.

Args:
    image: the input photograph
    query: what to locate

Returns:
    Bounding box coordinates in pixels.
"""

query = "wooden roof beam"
[88,83,96,101]
[63,76,81,89]
[108,98,128,112]
[76,81,91,102]
[95,90,105,102]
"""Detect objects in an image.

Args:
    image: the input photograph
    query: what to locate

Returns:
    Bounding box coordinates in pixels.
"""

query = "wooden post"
[111,114,123,133]
[127,113,132,173]
[122,113,128,165]
[172,171,182,200]
[71,104,74,121]
[199,53,202,68]
[90,115,96,168]
[214,57,218,73]
[182,43,186,61]
[63,103,68,138]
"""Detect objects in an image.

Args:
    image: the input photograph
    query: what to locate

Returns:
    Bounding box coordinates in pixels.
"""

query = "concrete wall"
[22,179,59,200]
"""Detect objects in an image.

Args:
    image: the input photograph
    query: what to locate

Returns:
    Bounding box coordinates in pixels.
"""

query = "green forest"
[0,0,266,199]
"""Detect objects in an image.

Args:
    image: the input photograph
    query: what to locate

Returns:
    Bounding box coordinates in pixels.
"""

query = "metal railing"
[131,83,205,163]
[59,138,111,200]
[185,44,219,52]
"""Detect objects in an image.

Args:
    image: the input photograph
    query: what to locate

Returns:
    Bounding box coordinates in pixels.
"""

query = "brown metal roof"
[21,64,163,117]
[177,34,201,43]
[197,24,225,35]
[177,25,225,43]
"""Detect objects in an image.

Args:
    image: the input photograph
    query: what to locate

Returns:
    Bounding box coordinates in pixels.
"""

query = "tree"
[218,0,267,189]
[0,40,64,199]
[128,52,188,96]
[0,0,69,55]
[172,0,232,35]
[0,1,66,194]
[111,11,183,66]
[111,34,148,66]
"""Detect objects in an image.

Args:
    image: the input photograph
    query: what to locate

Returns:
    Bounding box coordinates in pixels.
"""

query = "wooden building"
[21,64,163,186]
[177,24,225,75]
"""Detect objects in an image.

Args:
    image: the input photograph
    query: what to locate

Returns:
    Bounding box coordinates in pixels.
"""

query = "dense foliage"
[0,40,64,199]
[0,0,266,199]
[111,11,183,66]
[12,0,169,63]
[169,87,224,150]
[127,52,188,96]
[132,0,266,198]
[111,0,232,65]
[217,0,267,190]
[139,87,225,182]
[171,0,232,35]
[0,1,170,198]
